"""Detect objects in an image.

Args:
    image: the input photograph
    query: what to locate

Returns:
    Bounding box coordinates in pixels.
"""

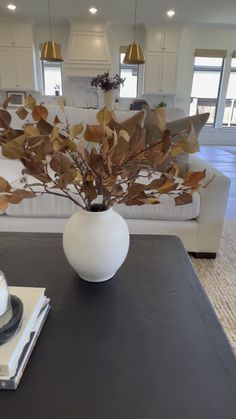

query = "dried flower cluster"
[90,72,125,92]
[0,96,206,212]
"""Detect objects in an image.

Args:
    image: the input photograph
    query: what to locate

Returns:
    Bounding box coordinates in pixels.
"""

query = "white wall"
[177,24,236,144]
[1,21,236,144]
[177,24,236,114]
[0,22,175,110]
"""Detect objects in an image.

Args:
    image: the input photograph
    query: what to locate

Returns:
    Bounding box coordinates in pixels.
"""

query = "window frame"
[190,56,225,127]
[222,58,236,127]
[119,49,139,99]
[41,59,63,97]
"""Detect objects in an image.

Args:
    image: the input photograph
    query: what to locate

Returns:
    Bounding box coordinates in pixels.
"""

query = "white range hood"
[65,23,111,77]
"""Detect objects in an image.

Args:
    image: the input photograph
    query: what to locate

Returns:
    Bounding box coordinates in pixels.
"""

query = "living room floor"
[197,146,236,218]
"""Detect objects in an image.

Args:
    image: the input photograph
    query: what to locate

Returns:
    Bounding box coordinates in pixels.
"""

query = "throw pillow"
[144,107,209,175]
[108,110,146,136]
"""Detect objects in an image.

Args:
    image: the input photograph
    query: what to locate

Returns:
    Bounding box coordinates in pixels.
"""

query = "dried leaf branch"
[0,97,207,211]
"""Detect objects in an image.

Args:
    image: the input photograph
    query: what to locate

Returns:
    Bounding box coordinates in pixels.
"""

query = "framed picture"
[6,91,26,107]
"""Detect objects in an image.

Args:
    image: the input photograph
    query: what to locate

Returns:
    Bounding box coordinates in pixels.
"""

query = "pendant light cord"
[133,0,137,43]
[48,0,52,41]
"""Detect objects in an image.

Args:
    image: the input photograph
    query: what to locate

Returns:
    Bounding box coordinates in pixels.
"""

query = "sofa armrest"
[188,155,230,252]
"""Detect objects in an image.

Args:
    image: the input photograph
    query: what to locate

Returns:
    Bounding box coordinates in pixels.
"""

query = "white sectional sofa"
[0,106,230,257]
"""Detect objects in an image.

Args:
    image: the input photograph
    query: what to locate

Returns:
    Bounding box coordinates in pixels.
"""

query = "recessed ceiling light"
[167,10,175,18]
[89,7,98,15]
[7,4,16,11]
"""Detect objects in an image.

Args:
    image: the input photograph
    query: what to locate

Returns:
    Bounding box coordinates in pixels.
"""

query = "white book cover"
[0,301,51,390]
[0,286,46,376]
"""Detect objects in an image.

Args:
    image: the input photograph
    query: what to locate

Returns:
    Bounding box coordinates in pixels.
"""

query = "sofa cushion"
[114,192,200,221]
[5,189,200,221]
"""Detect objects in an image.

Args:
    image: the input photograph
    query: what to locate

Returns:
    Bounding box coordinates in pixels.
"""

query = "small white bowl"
[0,271,9,316]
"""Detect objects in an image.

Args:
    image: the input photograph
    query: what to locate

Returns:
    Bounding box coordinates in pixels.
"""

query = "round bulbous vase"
[103,90,116,110]
[63,207,130,283]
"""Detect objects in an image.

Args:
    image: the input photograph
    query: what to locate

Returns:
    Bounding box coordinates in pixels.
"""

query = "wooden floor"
[197,146,236,218]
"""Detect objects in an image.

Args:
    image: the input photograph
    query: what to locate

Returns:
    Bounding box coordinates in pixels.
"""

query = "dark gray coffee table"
[0,233,235,419]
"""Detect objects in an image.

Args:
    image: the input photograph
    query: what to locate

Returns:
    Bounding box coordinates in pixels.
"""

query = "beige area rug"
[191,219,236,354]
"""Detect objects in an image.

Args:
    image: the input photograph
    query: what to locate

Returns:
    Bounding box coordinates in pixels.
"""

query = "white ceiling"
[0,0,236,26]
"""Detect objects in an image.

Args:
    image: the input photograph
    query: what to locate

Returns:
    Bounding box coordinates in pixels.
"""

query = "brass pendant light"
[123,0,145,65]
[41,0,63,62]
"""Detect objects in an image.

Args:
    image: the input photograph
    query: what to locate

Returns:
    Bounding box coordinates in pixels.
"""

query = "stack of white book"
[0,286,50,390]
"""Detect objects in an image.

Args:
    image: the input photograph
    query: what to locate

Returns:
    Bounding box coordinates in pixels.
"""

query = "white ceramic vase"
[63,207,130,282]
[103,90,116,110]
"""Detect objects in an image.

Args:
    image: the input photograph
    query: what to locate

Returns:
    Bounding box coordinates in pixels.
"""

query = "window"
[42,60,63,96]
[119,49,138,98]
[223,57,236,127]
[190,53,225,126]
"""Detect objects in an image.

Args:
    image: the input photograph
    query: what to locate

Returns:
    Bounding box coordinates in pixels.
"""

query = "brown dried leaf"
[146,178,166,190]
[8,189,35,204]
[121,198,144,206]
[0,177,11,192]
[50,127,59,142]
[82,181,97,204]
[111,184,124,197]
[129,126,146,155]
[32,105,48,122]
[158,180,178,194]
[53,168,78,189]
[16,106,29,120]
[53,115,61,125]
[69,123,83,138]
[183,170,206,187]
[103,176,118,189]
[0,195,9,210]
[171,144,184,157]
[65,139,77,152]
[0,110,11,128]
[141,197,160,205]
[24,125,40,137]
[21,158,51,183]
[102,136,110,155]
[25,95,36,110]
[181,123,199,153]
[2,95,15,109]
[111,137,129,166]
[154,107,166,132]
[107,118,122,134]
[127,183,147,196]
[161,130,171,154]
[37,119,53,135]
[119,130,130,142]
[96,108,112,126]
[2,135,26,159]
[0,128,24,142]
[175,192,193,206]
[50,152,74,174]
[89,147,103,172]
[57,98,65,113]
[84,125,104,143]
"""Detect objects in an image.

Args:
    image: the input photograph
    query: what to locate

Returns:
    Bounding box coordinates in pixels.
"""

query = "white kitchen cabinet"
[15,48,36,89]
[0,49,17,88]
[143,52,178,95]
[161,53,178,94]
[0,23,33,47]
[0,47,36,90]
[143,27,181,95]
[147,28,181,53]
[143,52,163,94]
